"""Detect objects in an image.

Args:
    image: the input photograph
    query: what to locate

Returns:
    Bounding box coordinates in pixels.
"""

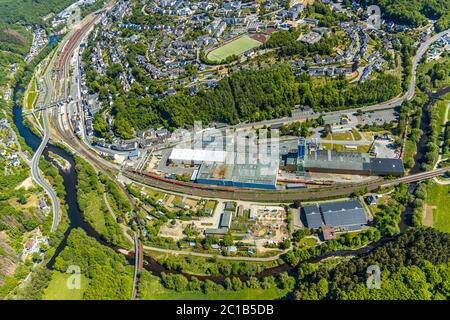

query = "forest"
[262,29,340,57]
[294,228,450,299]
[53,228,134,300]
[0,0,76,25]
[355,0,450,30]
[85,61,401,135]
[0,25,32,56]
[75,156,130,248]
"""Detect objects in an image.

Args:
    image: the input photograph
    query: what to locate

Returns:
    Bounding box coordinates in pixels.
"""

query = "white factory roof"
[169,148,226,163]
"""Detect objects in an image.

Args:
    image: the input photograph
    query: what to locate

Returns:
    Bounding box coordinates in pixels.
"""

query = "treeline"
[11,267,52,300]
[418,56,450,93]
[294,228,450,299]
[98,65,401,133]
[139,270,295,297]
[372,183,411,236]
[282,227,381,267]
[355,0,450,28]
[262,29,339,57]
[98,172,131,224]
[157,255,277,277]
[0,0,75,25]
[54,228,134,300]
[75,157,130,248]
[305,0,350,27]
[420,100,441,171]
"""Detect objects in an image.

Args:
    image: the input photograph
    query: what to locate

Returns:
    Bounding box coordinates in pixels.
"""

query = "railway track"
[48,17,450,203]
[57,17,97,97]
[122,166,449,202]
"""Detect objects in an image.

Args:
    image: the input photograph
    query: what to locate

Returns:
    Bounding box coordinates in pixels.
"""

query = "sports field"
[207,35,262,62]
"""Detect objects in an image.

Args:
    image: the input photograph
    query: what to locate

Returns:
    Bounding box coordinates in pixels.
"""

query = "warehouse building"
[168,148,226,165]
[196,162,278,189]
[303,149,405,176]
[302,200,368,231]
[205,211,233,236]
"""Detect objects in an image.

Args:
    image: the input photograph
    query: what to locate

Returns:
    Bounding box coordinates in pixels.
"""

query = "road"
[46,21,450,205]
[143,245,288,262]
[30,59,60,232]
[221,29,450,131]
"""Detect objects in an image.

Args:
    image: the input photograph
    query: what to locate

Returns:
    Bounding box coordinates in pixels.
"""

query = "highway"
[30,65,60,232]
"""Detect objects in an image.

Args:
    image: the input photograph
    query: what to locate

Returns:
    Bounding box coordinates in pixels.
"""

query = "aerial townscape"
[0,0,450,305]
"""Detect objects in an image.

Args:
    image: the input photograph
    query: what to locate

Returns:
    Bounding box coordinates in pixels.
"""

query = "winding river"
[13,88,396,283]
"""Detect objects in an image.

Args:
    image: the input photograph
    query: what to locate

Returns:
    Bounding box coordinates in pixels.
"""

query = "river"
[12,88,396,284]
[400,86,450,231]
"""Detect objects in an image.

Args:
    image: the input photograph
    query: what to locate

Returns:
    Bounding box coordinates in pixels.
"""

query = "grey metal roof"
[321,200,367,228]
[304,149,370,172]
[369,158,405,175]
[220,211,232,229]
[302,205,324,229]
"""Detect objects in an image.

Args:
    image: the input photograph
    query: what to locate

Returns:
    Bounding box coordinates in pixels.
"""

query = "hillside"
[356,0,450,30]
[0,0,76,25]
[295,228,450,300]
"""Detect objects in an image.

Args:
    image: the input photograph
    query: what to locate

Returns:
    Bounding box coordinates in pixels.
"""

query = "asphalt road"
[30,67,60,232]
[223,29,450,131]
[48,25,450,205]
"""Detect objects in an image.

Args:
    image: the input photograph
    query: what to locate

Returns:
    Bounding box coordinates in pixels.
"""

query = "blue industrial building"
[302,200,368,231]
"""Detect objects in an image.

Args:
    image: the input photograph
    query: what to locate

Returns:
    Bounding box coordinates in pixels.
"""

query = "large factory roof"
[302,205,323,229]
[321,200,367,228]
[369,158,405,176]
[196,161,278,186]
[304,149,370,172]
[302,200,367,230]
[169,148,227,163]
[303,149,405,176]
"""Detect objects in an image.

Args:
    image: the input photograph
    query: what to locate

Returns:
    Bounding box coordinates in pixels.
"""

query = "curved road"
[32,8,449,262]
[30,68,60,232]
[226,29,450,131]
[49,27,450,203]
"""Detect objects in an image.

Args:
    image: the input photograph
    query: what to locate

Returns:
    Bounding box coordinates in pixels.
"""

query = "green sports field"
[207,35,262,62]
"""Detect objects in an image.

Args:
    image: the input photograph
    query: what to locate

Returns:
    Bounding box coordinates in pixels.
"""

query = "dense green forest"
[84,59,401,134]
[0,0,76,25]
[0,25,32,56]
[54,228,134,300]
[355,0,450,30]
[295,228,450,299]
[262,29,340,57]
[305,0,350,27]
[75,157,130,248]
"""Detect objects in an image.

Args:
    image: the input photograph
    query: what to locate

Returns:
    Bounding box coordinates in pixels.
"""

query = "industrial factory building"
[205,211,234,236]
[298,138,405,176]
[168,148,226,165]
[169,147,279,189]
[164,135,404,190]
[302,200,368,231]
[196,162,278,189]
